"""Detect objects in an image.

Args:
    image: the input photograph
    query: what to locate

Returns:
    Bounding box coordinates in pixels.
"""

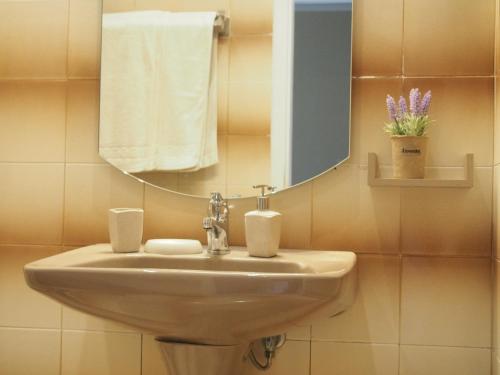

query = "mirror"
[99,0,352,198]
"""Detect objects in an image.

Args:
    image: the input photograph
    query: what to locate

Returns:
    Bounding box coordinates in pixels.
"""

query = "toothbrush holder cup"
[108,208,144,253]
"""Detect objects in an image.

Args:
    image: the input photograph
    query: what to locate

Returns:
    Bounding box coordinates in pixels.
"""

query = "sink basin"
[24,244,357,346]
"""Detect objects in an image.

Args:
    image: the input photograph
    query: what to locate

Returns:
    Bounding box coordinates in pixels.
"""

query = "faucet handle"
[207,192,228,221]
[202,217,213,230]
[209,192,224,202]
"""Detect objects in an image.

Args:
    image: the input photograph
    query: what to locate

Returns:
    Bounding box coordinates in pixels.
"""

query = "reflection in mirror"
[98,0,352,198]
[291,0,352,184]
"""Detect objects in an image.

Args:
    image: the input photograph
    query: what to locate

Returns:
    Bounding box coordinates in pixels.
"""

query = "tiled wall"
[0,0,496,375]
[493,0,500,372]
[123,0,273,197]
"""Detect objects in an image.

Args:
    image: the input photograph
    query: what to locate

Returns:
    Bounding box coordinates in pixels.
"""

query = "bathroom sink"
[24,244,356,345]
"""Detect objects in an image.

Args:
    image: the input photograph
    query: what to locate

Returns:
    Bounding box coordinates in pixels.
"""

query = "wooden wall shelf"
[368,153,474,188]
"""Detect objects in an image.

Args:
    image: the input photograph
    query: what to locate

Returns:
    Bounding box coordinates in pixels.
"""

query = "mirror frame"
[102,0,353,199]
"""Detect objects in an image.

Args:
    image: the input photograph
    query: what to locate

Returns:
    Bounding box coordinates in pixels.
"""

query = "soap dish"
[145,239,203,255]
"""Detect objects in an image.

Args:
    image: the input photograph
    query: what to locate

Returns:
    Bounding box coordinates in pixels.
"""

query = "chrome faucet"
[203,192,229,255]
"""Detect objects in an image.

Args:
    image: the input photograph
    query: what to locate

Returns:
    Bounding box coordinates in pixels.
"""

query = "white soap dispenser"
[245,185,282,258]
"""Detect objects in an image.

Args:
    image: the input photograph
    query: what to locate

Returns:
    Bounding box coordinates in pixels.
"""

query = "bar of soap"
[144,239,203,255]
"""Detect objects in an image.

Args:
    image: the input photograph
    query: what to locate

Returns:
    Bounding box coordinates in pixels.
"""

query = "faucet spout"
[203,192,230,255]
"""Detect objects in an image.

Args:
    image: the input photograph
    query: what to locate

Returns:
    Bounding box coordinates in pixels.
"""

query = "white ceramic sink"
[25,244,356,346]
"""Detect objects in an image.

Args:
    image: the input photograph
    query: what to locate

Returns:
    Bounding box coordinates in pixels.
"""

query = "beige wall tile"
[61,330,141,375]
[495,166,500,259]
[0,0,68,78]
[400,168,492,256]
[0,328,60,375]
[66,80,104,163]
[227,196,255,246]
[144,186,207,242]
[311,342,399,375]
[350,78,403,165]
[0,81,66,163]
[0,245,61,328]
[227,135,270,187]
[229,35,272,82]
[495,260,500,350]
[494,352,500,375]
[176,183,226,197]
[401,257,491,347]
[218,81,229,135]
[497,0,500,75]
[286,325,311,341]
[228,81,271,136]
[352,0,403,76]
[245,341,310,375]
[142,335,169,375]
[135,0,229,12]
[103,0,135,13]
[497,0,500,76]
[68,0,102,78]
[227,184,259,198]
[268,183,312,249]
[63,306,137,333]
[230,0,273,36]
[0,164,64,245]
[217,38,230,134]
[403,78,494,167]
[495,80,500,164]
[311,164,400,254]
[312,255,399,343]
[134,172,179,192]
[404,0,495,76]
[399,345,491,375]
[218,37,230,81]
[64,164,144,246]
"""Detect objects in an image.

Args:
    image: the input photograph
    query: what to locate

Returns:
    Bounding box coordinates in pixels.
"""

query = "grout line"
[0,326,61,332]
[353,75,495,79]
[0,161,65,165]
[61,44,70,250]
[397,253,403,374]
[59,328,139,335]
[307,339,491,350]
[0,78,96,82]
[400,0,405,77]
[59,307,63,375]
[2,75,493,84]
[309,331,312,375]
[0,243,64,248]
[140,333,144,375]
[308,181,313,249]
[64,0,70,81]
[397,253,492,260]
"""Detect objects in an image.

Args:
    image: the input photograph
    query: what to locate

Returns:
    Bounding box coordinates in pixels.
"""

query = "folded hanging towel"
[99,11,218,173]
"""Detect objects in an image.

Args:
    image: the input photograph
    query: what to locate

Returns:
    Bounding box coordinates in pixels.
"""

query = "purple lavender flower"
[409,88,421,115]
[420,90,432,115]
[386,95,398,121]
[398,96,408,117]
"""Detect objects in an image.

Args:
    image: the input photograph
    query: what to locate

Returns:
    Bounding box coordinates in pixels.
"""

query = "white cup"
[108,208,144,253]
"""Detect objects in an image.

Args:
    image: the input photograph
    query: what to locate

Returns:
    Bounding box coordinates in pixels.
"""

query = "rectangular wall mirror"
[98,0,353,198]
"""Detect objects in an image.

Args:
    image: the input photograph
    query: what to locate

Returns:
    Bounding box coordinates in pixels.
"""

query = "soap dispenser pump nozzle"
[253,184,276,211]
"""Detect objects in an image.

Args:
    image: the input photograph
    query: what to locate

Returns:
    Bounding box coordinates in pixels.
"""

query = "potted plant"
[385,88,432,179]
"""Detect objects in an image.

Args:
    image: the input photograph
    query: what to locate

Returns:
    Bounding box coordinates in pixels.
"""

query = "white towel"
[99,11,218,173]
